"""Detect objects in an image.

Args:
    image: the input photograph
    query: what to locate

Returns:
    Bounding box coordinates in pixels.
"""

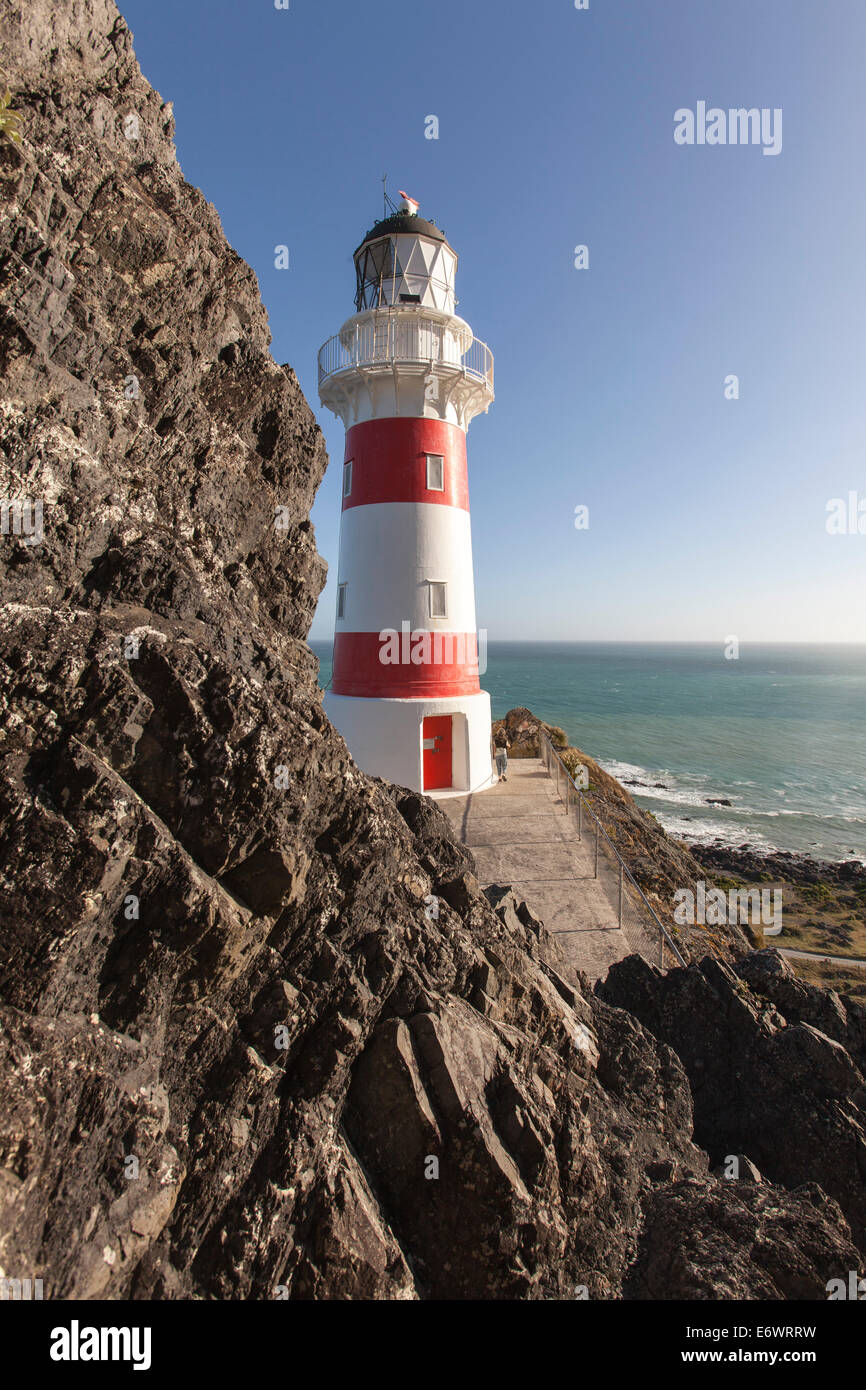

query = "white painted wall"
[336,502,478,634]
[323,690,494,795]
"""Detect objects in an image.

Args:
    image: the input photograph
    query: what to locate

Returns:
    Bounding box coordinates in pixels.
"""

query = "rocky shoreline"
[688,841,866,890]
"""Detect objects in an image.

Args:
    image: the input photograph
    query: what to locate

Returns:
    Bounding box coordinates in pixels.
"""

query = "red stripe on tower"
[332,631,480,697]
[342,417,469,511]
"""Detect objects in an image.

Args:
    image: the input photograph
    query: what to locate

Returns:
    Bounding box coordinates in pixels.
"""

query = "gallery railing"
[318,315,494,394]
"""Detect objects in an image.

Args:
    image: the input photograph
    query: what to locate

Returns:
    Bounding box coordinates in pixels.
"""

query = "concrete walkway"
[441,757,640,983]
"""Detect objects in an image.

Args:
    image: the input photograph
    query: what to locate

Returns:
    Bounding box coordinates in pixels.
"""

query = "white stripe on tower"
[336,503,477,634]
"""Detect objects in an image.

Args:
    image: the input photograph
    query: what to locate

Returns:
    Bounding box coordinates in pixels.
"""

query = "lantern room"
[353,213,458,315]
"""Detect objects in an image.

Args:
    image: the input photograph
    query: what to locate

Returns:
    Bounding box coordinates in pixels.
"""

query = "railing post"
[578,793,582,841]
[594,823,599,879]
[618,862,624,928]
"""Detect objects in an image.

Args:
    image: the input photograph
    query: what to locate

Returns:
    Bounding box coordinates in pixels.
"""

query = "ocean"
[310,641,866,864]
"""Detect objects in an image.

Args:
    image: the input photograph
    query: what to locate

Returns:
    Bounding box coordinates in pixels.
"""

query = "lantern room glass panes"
[354,235,456,313]
[354,239,397,309]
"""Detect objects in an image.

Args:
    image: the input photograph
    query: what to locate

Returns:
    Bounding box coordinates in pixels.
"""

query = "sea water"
[311,641,866,864]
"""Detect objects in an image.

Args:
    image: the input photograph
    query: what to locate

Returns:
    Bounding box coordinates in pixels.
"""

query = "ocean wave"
[659,814,776,852]
[600,763,732,811]
[599,758,866,846]
[651,810,858,860]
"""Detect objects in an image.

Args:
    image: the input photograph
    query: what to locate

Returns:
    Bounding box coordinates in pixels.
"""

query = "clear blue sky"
[119,0,866,643]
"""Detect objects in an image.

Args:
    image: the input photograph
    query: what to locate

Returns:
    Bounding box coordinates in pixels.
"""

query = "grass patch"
[717,875,866,961]
[545,725,569,750]
[776,884,866,959]
[787,956,866,1000]
[710,876,744,894]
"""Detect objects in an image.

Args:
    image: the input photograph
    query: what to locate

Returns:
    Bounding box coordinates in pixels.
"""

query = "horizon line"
[308,636,866,647]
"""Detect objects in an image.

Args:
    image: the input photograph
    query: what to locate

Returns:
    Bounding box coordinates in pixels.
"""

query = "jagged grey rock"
[599,951,866,1254]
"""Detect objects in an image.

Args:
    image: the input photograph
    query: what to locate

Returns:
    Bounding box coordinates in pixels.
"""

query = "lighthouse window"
[428,582,447,619]
[343,461,352,496]
[426,454,444,491]
[337,583,347,620]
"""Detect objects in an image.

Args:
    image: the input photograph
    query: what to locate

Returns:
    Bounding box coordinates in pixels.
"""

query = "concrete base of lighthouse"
[323,690,495,797]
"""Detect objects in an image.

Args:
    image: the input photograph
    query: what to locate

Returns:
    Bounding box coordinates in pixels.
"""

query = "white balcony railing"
[318,315,494,395]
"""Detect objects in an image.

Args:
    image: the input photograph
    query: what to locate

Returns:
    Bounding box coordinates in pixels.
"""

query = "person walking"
[493,726,510,782]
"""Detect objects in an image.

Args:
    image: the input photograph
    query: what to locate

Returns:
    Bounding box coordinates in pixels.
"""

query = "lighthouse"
[318,196,495,796]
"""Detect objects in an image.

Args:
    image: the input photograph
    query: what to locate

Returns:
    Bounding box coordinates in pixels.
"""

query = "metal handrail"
[538,731,687,968]
[318,315,494,393]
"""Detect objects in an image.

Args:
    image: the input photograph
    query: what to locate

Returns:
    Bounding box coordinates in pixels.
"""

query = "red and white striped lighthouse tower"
[318,195,495,795]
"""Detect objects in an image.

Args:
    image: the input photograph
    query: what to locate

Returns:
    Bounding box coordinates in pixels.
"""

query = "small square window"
[429,581,447,619]
[337,583,347,620]
[343,461,353,497]
[426,454,444,491]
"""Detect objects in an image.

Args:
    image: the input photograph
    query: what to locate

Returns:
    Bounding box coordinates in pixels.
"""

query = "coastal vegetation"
[0,86,22,144]
[790,956,866,1000]
[697,873,866,962]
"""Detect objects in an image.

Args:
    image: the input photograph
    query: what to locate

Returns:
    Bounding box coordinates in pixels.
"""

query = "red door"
[422,716,452,790]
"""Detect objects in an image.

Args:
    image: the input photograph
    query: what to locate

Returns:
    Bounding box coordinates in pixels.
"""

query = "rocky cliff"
[0,0,863,1301]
